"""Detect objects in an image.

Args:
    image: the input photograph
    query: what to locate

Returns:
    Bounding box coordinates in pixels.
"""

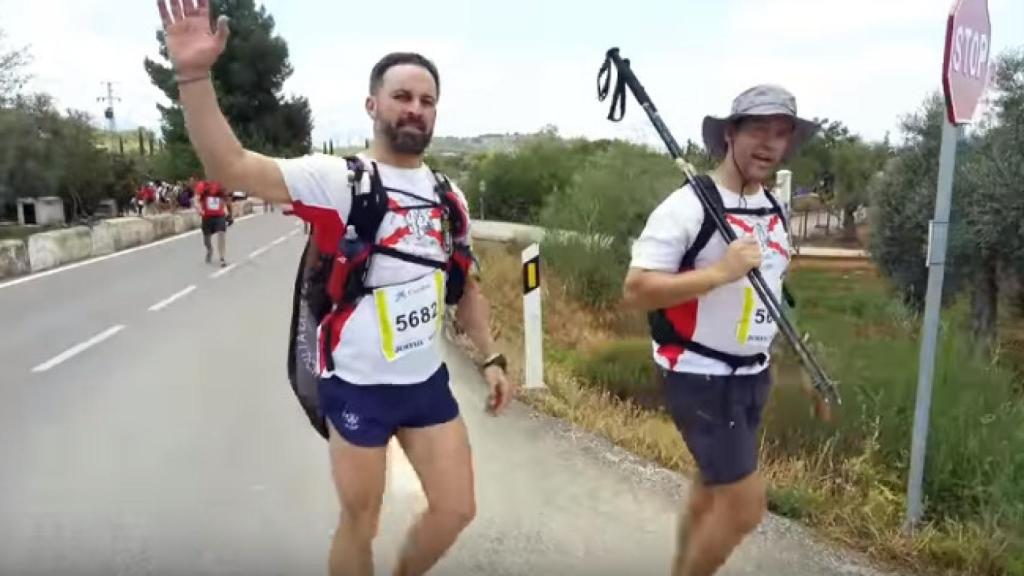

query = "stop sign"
[942,0,992,124]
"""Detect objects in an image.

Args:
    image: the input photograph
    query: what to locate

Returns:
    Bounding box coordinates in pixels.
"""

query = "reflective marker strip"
[522,257,540,294]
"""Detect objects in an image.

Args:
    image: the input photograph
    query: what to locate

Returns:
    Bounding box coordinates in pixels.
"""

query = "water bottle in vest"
[341,225,362,258]
[327,225,372,305]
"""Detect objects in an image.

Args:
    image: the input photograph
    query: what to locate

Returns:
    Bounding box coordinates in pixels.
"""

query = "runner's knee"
[428,493,476,530]
[719,476,766,535]
[340,502,382,539]
[734,499,765,535]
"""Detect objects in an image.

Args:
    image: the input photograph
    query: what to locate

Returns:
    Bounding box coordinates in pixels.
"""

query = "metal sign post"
[905,0,991,529]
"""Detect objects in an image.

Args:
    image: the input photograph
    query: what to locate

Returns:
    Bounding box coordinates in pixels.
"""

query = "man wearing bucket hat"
[623,84,817,576]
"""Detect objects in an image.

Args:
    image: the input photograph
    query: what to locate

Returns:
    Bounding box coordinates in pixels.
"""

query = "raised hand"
[156,0,230,77]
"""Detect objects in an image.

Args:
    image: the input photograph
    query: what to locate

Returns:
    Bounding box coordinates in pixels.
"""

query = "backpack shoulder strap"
[763,187,789,233]
[343,155,388,244]
[432,169,470,245]
[679,175,722,270]
[693,174,725,214]
[761,187,796,308]
[430,168,451,190]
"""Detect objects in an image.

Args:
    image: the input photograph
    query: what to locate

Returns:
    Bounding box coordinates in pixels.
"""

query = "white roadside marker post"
[522,243,545,390]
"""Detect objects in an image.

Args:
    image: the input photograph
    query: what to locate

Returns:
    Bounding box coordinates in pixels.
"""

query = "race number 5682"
[395,303,439,332]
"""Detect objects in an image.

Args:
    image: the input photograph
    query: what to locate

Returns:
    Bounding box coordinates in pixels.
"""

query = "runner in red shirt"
[196,179,231,266]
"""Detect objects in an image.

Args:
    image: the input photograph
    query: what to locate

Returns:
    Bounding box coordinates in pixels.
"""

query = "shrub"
[541,140,681,308]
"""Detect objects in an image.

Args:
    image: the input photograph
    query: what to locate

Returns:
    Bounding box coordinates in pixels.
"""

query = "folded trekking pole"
[597,47,841,408]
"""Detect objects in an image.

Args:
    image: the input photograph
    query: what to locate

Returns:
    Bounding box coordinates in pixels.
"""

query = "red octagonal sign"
[942,0,992,124]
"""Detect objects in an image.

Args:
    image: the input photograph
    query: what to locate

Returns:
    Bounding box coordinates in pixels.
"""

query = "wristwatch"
[481,352,508,373]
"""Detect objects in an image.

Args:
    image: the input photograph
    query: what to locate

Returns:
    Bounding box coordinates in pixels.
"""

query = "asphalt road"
[0,213,896,576]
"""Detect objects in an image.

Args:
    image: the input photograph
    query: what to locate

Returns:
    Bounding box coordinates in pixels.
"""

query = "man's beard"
[379,118,433,155]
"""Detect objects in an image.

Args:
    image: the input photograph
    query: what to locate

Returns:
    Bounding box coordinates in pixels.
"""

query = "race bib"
[736,286,777,346]
[206,197,222,210]
[374,271,445,362]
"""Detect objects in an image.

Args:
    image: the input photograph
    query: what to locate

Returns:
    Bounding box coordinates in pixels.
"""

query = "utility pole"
[97,81,122,136]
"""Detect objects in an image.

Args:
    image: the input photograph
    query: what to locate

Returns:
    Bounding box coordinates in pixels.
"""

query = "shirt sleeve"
[274,153,353,222]
[629,185,705,272]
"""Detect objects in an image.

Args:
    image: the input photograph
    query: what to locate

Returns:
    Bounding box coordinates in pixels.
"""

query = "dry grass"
[470,240,695,473]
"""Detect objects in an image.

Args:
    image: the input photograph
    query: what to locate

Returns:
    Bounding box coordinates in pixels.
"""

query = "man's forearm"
[455,282,497,358]
[623,266,726,311]
[178,78,245,187]
[177,78,290,204]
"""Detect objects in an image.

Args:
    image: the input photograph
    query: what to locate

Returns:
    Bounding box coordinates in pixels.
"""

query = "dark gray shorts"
[202,216,227,236]
[663,369,772,486]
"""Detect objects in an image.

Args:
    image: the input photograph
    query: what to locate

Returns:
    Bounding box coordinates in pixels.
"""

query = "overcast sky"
[3,0,1022,151]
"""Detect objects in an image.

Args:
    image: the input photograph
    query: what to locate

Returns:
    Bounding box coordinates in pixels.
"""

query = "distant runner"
[196,179,230,267]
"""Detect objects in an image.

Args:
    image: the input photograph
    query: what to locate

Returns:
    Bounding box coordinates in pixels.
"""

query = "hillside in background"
[320,131,547,158]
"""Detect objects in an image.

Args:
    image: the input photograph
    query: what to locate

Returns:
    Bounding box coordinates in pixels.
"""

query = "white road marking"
[210,264,237,279]
[148,285,197,312]
[271,235,288,246]
[249,246,270,259]
[31,325,126,373]
[0,214,259,291]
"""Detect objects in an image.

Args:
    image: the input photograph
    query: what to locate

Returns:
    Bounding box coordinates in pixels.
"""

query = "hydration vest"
[287,156,474,439]
[648,175,790,373]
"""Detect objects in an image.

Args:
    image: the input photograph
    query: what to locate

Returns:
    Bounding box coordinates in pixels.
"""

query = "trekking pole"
[597,47,841,408]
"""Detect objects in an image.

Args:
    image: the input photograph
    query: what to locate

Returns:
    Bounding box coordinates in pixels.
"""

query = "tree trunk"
[843,203,858,241]
[970,256,999,357]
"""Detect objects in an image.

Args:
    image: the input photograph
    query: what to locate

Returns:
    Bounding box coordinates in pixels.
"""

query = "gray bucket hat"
[702,84,818,161]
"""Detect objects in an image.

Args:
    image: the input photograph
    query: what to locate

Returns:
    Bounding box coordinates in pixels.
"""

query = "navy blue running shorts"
[662,368,772,486]
[319,364,459,447]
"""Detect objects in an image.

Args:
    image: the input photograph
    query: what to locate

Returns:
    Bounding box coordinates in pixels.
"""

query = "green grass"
[765,267,1024,574]
[773,269,1024,511]
[568,339,663,410]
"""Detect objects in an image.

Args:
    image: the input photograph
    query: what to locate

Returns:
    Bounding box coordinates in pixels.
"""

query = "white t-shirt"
[276,153,472,385]
[630,180,790,376]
